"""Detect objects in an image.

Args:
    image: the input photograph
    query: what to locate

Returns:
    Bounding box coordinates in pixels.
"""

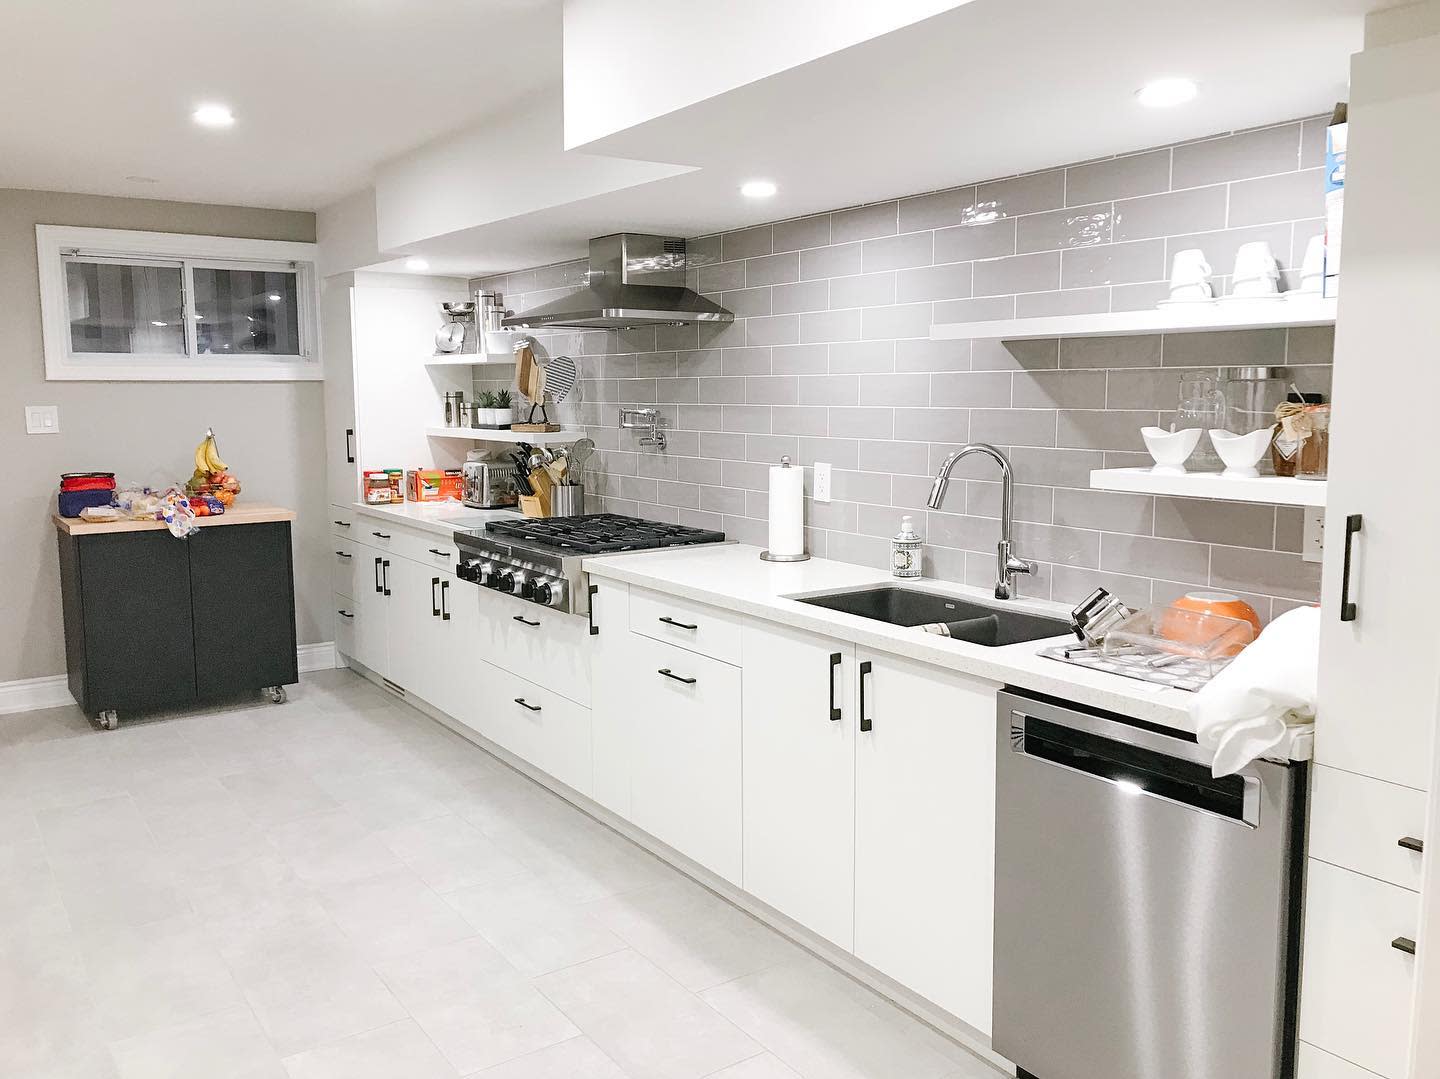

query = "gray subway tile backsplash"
[475,116,1331,615]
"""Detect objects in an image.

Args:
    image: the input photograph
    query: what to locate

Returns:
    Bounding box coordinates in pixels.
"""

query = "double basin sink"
[796,586,1070,648]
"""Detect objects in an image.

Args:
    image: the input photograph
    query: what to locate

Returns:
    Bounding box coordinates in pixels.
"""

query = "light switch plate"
[813,461,832,503]
[25,405,59,435]
[1303,507,1324,564]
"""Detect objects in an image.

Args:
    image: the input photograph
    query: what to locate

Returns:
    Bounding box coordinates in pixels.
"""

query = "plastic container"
[1101,603,1257,677]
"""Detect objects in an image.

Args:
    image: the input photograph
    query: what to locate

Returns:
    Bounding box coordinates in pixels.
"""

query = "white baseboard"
[0,674,77,716]
[0,643,341,716]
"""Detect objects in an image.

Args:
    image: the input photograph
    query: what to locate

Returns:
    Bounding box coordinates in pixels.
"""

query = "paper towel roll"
[766,460,805,558]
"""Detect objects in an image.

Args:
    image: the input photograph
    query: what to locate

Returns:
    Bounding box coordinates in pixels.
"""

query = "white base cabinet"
[853,650,998,1036]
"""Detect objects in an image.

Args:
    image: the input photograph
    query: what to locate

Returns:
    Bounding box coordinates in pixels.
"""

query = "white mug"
[1231,241,1281,297]
[1297,235,1325,293]
[1168,249,1213,301]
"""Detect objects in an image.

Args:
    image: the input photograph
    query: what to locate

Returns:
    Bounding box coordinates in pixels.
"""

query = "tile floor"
[0,669,1002,1079]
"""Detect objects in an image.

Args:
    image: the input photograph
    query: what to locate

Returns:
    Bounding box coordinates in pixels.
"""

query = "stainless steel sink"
[796,586,1070,647]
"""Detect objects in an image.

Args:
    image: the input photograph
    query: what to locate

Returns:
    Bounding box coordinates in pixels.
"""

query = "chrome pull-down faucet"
[927,443,1038,600]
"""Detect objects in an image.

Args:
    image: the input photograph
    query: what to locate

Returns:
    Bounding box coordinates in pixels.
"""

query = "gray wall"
[0,189,324,683]
[474,116,1332,621]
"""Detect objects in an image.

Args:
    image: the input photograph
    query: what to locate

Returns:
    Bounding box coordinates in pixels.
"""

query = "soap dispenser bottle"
[891,515,923,579]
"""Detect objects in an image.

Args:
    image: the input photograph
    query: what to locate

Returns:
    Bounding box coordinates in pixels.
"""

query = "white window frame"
[37,225,322,381]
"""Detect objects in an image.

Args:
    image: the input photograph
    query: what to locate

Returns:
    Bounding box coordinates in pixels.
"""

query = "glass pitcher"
[1171,373,1227,471]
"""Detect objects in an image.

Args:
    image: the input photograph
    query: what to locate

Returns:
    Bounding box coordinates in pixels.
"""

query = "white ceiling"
[0,0,561,210]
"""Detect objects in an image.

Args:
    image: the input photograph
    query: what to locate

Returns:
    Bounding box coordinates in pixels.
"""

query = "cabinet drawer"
[331,540,359,598]
[484,592,592,707]
[1299,859,1419,1079]
[334,594,357,658]
[1298,1042,1386,1079]
[330,504,357,538]
[629,586,742,665]
[1311,766,1427,892]
[478,664,591,797]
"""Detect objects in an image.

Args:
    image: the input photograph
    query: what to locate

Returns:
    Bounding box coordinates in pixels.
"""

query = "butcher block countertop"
[52,504,296,536]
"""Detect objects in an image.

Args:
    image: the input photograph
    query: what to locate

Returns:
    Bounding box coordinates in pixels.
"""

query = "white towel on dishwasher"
[1190,604,1320,776]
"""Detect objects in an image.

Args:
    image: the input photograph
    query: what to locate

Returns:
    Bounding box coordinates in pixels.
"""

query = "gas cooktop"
[484,514,726,556]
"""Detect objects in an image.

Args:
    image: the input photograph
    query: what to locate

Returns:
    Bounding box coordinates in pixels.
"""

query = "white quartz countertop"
[584,543,1312,760]
[351,500,522,539]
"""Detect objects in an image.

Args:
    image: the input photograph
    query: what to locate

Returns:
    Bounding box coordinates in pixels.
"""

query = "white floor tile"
[279,1019,459,1079]
[266,808,405,887]
[536,949,760,1079]
[315,866,476,961]
[705,1053,803,1078]
[107,1005,288,1079]
[237,957,408,1057]
[221,767,341,827]
[465,1036,630,1079]
[378,814,529,894]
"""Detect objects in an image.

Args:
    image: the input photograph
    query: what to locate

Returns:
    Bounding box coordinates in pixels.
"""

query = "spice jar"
[1271,393,1324,478]
[1297,404,1331,479]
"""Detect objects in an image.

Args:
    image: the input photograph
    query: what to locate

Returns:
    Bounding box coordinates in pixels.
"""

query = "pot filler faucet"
[927,443,1037,600]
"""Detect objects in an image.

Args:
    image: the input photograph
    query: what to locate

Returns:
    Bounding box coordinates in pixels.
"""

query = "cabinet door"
[741,620,856,949]
[386,556,442,699]
[590,580,635,817]
[188,522,298,697]
[352,550,391,678]
[854,652,997,1033]
[74,531,197,713]
[321,277,360,507]
[629,635,742,884]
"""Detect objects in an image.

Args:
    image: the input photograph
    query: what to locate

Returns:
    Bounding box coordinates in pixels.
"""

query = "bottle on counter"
[891,515,923,579]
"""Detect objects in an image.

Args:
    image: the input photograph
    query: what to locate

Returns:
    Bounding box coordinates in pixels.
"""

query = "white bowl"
[1141,427,1202,475]
[1209,428,1273,478]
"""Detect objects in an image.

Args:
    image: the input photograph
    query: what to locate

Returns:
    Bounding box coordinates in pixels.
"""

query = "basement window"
[37,225,321,381]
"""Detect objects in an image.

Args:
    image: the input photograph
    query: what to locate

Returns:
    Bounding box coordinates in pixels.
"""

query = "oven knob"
[534,578,566,607]
[492,569,514,593]
[456,559,477,582]
[475,561,494,586]
[519,575,538,600]
[510,571,529,596]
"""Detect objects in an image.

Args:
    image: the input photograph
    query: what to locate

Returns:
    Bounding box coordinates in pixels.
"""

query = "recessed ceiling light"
[405,257,430,271]
[1136,78,1198,109]
[267,293,282,302]
[192,103,235,128]
[150,320,168,327]
[740,180,778,199]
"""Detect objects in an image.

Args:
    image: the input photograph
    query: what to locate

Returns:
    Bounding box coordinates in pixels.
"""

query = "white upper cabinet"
[853,651,999,1035]
[321,276,359,507]
[741,621,856,950]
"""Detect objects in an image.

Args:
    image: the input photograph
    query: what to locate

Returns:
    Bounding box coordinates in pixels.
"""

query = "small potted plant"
[474,390,497,427]
[494,388,514,429]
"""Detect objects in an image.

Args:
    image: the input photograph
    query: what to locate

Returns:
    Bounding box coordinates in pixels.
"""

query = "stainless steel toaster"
[462,459,518,509]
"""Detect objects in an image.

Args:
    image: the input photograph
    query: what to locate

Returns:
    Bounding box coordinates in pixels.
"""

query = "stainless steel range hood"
[502,233,733,330]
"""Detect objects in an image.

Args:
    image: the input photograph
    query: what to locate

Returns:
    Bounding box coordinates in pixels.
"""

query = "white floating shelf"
[932,297,1337,341]
[1090,467,1326,507]
[425,426,586,446]
[423,353,516,367]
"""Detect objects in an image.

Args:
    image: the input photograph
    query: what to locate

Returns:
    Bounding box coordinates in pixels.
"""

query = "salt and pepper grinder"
[891,515,923,578]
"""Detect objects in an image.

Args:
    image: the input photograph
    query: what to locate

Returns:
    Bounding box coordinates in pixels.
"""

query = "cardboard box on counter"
[406,468,464,502]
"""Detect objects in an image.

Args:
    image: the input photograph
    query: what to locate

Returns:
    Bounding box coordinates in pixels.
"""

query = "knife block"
[519,468,553,517]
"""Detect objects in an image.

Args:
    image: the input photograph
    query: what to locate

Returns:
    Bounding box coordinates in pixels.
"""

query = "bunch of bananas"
[186,429,241,506]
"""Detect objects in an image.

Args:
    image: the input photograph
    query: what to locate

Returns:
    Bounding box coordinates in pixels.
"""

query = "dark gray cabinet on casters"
[55,509,299,729]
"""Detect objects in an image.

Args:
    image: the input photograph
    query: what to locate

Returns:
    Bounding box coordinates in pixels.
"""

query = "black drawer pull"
[1339,513,1361,622]
[513,615,541,627]
[431,577,441,617]
[334,520,351,527]
[381,559,391,596]
[440,580,450,621]
[658,616,698,631]
[658,668,697,685]
[428,548,452,558]
[1393,936,1417,956]
[1400,837,1425,854]
[588,583,599,636]
[374,557,384,593]
[859,660,873,732]
[335,550,352,558]
[337,610,353,619]
[372,531,391,539]
[345,428,355,464]
[829,652,842,722]
[514,697,541,712]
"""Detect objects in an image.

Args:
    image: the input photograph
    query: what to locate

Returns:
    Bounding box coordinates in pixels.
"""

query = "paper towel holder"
[760,456,811,563]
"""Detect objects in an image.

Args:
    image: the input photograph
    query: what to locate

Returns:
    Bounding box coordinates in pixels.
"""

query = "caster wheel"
[266,686,287,705]
[96,710,119,731]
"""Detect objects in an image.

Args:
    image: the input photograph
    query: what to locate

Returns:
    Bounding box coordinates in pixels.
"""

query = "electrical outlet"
[813,461,832,503]
[25,405,59,434]
[1303,507,1325,564]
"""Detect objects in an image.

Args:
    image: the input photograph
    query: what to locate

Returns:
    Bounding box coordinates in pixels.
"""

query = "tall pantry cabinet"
[1301,12,1440,1079]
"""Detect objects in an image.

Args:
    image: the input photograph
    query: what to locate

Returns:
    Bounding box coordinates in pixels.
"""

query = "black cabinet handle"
[859,660,873,732]
[1393,936,1417,956]
[372,531,391,540]
[345,428,355,464]
[374,557,383,593]
[335,550,352,559]
[658,615,699,630]
[381,559,391,596]
[441,579,451,621]
[431,577,441,617]
[428,548,452,558]
[514,697,541,712]
[1400,837,1426,854]
[334,520,351,528]
[513,615,541,627]
[1340,513,1362,622]
[337,609,353,619]
[658,668,697,685]
[588,584,599,636]
[829,652,842,722]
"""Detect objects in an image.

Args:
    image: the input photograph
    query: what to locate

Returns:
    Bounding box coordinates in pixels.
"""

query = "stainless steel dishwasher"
[993,688,1306,1079]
